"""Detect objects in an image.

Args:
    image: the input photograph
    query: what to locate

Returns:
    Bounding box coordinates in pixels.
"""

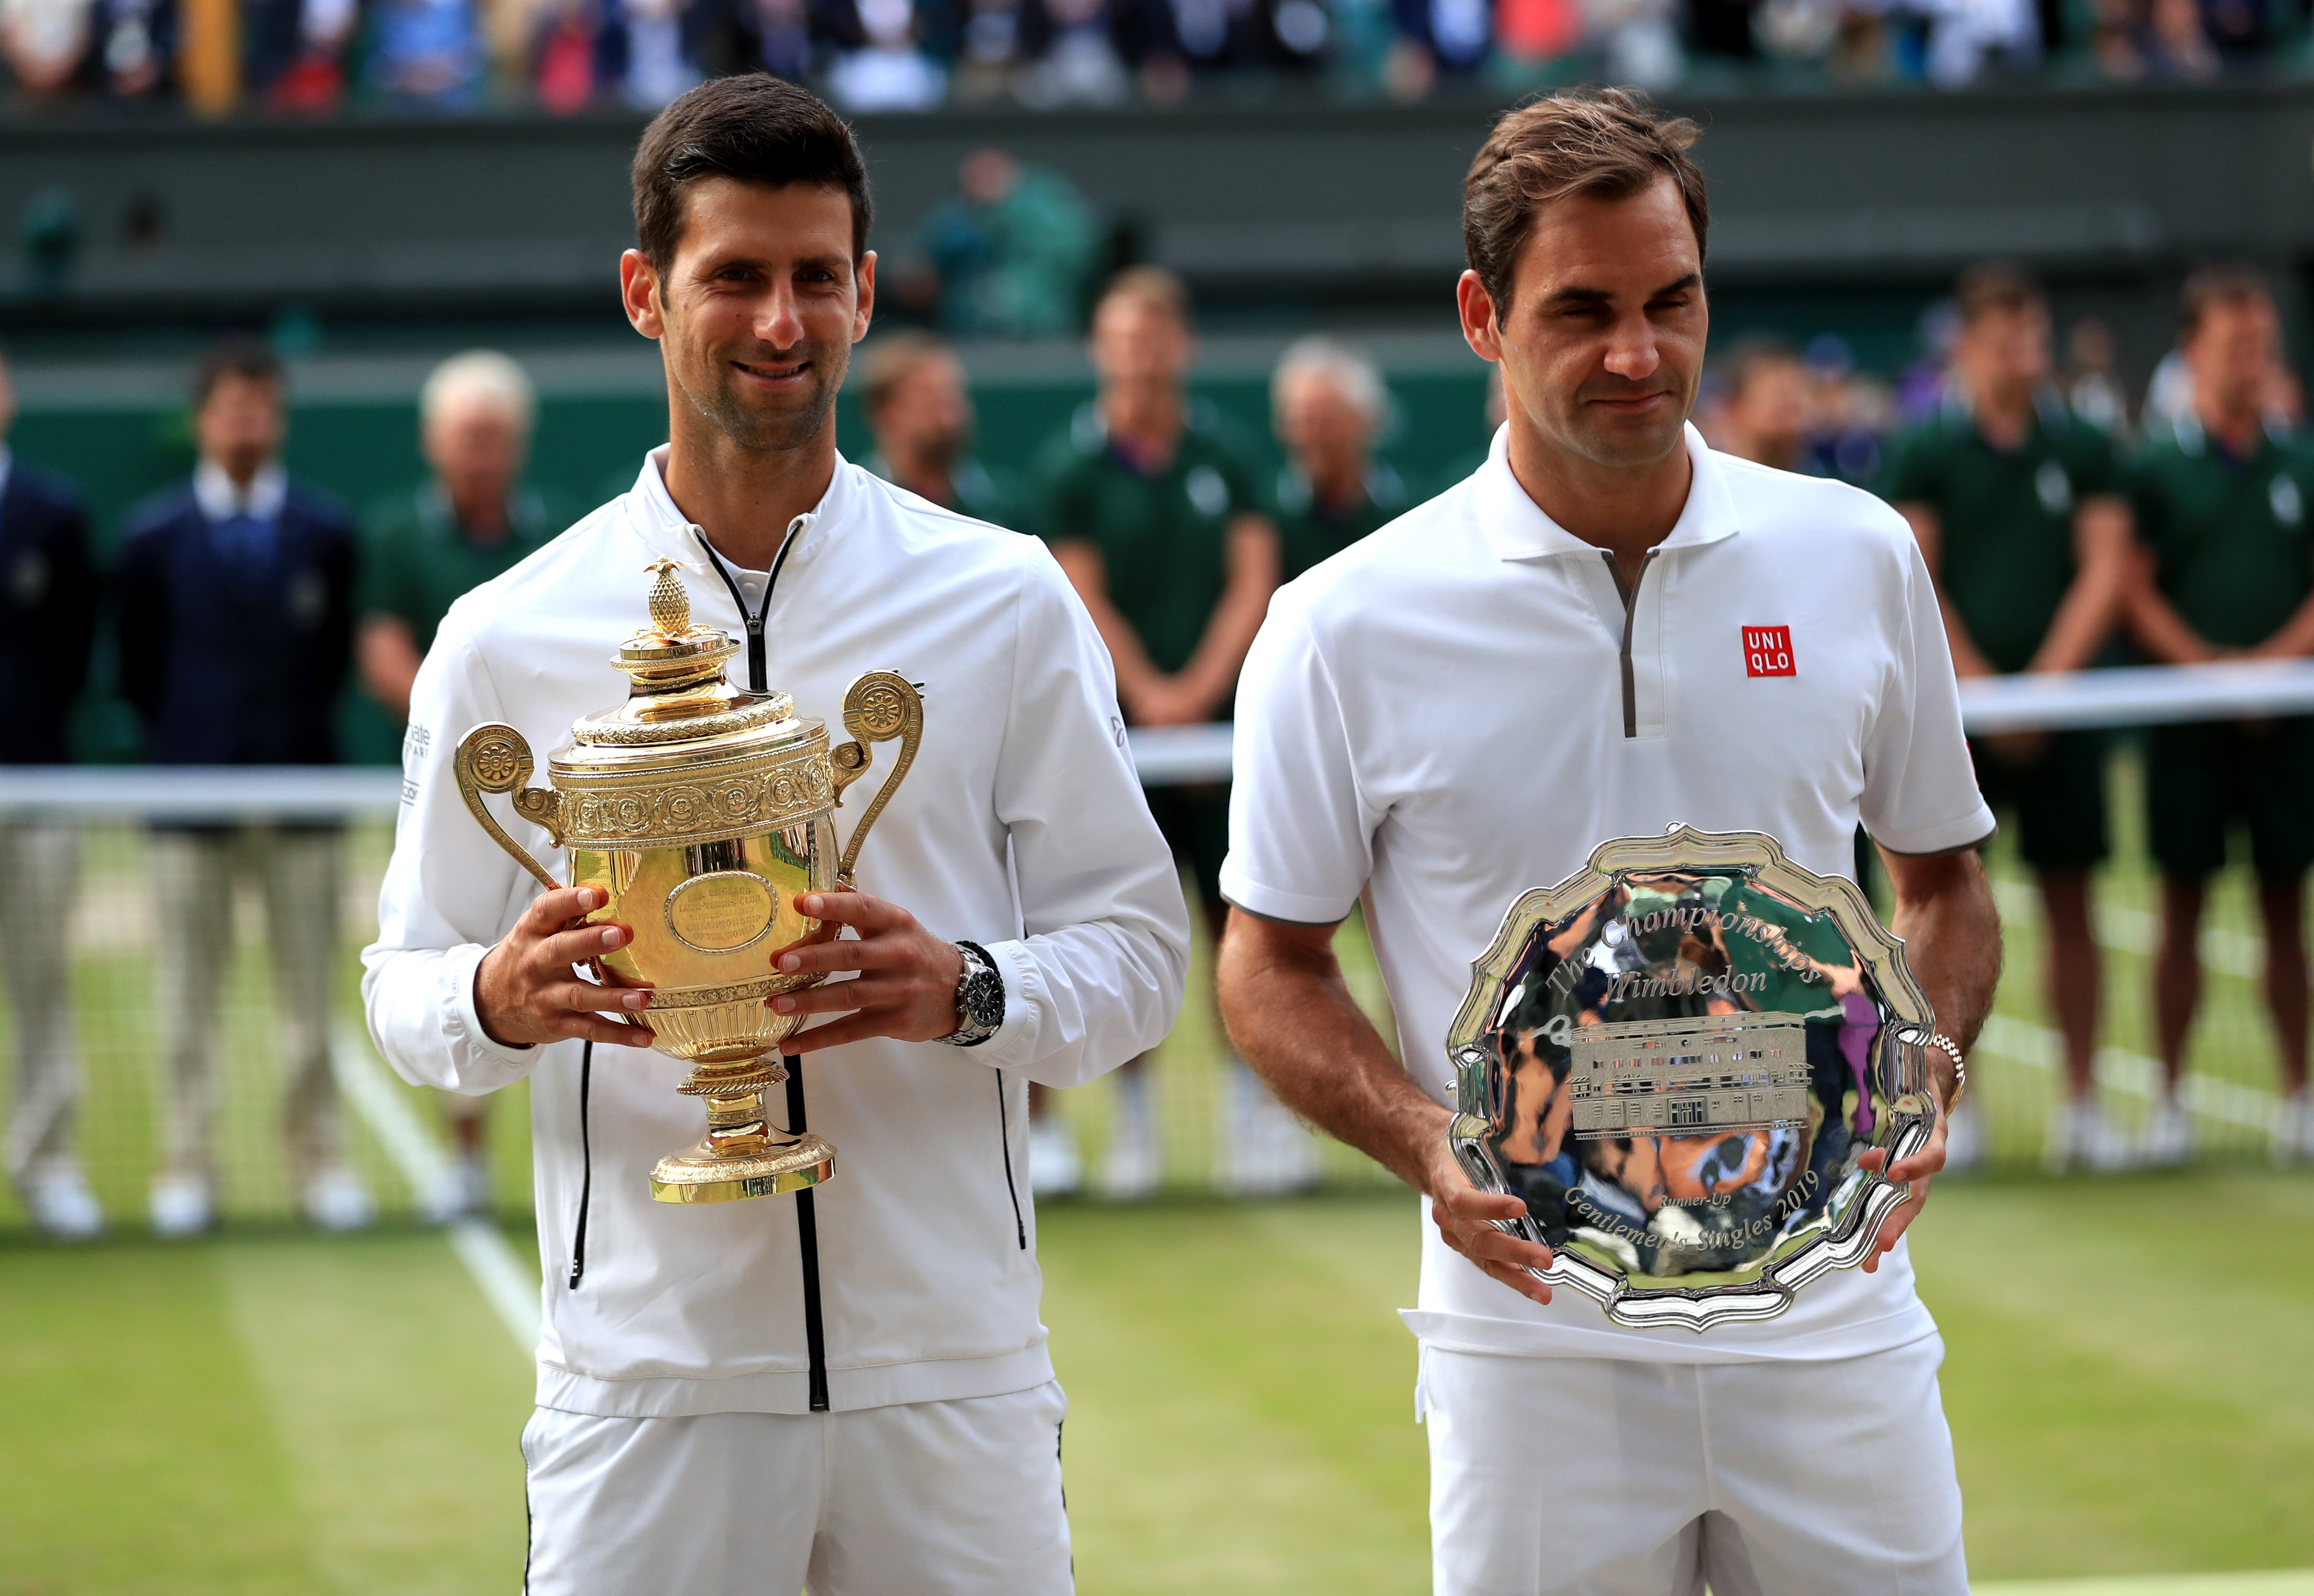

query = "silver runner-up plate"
[1444,825,1938,1332]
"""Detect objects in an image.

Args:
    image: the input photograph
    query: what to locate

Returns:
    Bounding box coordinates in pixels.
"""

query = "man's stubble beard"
[1557,397,1692,473]
[672,335,849,456]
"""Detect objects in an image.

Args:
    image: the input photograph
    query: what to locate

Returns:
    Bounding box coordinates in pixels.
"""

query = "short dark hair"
[631,74,873,273]
[1954,261,2044,326]
[1463,87,1709,316]
[192,336,282,407]
[2181,261,2271,335]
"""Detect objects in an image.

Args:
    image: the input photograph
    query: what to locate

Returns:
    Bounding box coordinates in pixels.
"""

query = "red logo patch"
[1742,626,1796,678]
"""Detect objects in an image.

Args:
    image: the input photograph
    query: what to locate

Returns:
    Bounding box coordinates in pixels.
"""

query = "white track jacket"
[364,449,1190,1418]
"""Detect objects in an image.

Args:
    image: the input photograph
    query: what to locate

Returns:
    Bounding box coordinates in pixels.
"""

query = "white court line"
[1975,1014,2278,1134]
[1983,878,2281,1133]
[1989,877,2266,981]
[330,1024,541,1352]
[1975,1573,2314,1595]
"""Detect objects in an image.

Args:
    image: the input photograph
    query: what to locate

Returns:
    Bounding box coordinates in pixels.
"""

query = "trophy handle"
[454,723,564,893]
[829,671,924,885]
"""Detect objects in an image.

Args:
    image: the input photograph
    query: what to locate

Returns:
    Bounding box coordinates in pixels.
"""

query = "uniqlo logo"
[1742,626,1796,678]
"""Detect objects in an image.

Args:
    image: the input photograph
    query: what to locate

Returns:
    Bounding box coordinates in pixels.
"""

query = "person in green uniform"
[1032,265,1294,1200]
[857,332,1031,530]
[356,349,570,1219]
[2125,262,2314,1167]
[1881,264,2134,1173]
[1269,336,1408,582]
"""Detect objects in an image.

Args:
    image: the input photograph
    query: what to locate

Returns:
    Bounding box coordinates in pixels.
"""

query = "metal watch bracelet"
[1926,1031,1967,1108]
[936,939,1003,1048]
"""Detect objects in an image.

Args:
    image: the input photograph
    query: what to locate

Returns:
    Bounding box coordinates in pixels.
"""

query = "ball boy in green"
[1879,264,2134,1171]
[2123,263,2314,1166]
[1031,267,1290,1200]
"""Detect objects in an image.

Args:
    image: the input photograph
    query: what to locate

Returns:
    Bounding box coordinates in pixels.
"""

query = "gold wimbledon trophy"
[453,559,923,1205]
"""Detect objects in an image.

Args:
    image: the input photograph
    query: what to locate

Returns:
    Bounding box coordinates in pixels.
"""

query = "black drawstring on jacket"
[567,1040,594,1288]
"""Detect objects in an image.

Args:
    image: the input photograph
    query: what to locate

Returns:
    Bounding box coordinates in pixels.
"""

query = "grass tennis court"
[6,1173,2314,1593]
[5,741,2314,1590]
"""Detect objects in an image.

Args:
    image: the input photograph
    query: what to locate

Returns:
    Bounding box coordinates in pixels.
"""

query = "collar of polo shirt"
[1469,421,1742,564]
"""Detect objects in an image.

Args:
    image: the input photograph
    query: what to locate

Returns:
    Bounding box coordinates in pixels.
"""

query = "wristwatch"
[936,939,1005,1048]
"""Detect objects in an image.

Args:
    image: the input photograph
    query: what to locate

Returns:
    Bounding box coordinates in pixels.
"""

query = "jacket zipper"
[567,1040,594,1288]
[1602,549,1659,741]
[693,521,829,1412]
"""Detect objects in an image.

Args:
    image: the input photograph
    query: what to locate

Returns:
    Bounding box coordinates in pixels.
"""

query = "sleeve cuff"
[1215,860,1357,928]
[1866,800,2000,858]
[970,937,1040,1066]
[448,941,541,1070]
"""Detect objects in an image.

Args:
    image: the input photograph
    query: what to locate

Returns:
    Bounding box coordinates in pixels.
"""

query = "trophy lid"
[557,560,815,760]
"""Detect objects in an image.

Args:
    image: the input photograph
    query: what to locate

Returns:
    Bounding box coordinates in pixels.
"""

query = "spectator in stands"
[369,0,487,107]
[827,0,947,107]
[1033,266,1285,1197]
[745,0,815,79]
[358,350,565,1220]
[116,339,368,1237]
[246,0,357,112]
[2124,262,2314,1166]
[1710,335,1818,475]
[1269,336,1406,581]
[0,0,95,95]
[91,0,173,96]
[858,332,1030,528]
[1882,263,2134,1173]
[1384,0,1491,96]
[609,0,705,109]
[919,149,1100,338]
[532,0,607,112]
[0,351,101,1240]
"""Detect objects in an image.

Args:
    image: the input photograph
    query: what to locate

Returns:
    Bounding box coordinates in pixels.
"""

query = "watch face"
[964,968,1004,1029]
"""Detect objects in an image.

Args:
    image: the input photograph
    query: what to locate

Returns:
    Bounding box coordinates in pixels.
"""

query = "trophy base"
[650,1131,836,1204]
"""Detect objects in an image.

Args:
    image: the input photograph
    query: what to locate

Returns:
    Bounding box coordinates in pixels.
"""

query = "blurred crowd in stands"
[0,0,2304,116]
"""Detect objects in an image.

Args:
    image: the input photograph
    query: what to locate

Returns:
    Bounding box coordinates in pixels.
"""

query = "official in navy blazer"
[114,338,373,1238]
[0,351,102,1241]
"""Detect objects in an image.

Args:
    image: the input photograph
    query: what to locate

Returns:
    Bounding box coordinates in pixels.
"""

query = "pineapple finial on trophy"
[645,558,693,638]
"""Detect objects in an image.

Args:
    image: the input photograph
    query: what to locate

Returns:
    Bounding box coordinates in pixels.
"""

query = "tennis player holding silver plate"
[1446,824,1944,1332]
[1217,90,2003,1595]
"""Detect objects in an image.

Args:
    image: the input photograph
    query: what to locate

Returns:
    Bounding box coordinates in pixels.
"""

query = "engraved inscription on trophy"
[1566,1014,1810,1141]
[666,871,779,954]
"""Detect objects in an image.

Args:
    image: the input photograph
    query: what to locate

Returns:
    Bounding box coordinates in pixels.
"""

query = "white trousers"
[149,826,342,1182]
[522,1382,1074,1596]
[1422,1339,1968,1596]
[0,823,82,1184]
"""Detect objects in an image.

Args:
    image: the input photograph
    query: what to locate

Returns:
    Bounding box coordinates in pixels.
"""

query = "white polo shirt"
[1222,423,1994,1364]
